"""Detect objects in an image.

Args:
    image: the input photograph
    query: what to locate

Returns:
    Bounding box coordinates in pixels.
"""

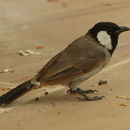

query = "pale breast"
[72,49,111,83]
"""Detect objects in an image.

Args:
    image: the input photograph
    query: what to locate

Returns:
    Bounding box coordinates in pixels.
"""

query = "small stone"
[45,92,48,95]
[98,80,108,85]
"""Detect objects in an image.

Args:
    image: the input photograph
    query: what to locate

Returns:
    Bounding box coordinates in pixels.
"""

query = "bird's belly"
[76,64,104,82]
[73,51,111,83]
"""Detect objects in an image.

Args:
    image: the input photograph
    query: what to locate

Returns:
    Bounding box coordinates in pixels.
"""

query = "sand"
[0,0,130,130]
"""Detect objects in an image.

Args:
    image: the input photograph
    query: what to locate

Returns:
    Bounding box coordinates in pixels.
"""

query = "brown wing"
[35,36,108,85]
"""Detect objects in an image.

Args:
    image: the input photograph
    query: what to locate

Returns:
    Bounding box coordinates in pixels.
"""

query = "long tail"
[0,80,37,106]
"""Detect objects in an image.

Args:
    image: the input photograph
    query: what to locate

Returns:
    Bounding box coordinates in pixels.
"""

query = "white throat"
[97,31,112,50]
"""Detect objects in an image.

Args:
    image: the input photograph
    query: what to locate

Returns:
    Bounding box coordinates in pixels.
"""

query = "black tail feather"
[0,80,35,106]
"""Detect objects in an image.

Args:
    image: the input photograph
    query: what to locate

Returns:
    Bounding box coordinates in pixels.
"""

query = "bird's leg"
[67,81,97,94]
[68,81,104,101]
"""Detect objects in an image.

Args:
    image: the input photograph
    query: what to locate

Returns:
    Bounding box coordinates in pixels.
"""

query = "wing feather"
[35,36,109,84]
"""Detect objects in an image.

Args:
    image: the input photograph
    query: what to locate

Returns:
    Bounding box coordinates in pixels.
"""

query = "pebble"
[98,79,108,85]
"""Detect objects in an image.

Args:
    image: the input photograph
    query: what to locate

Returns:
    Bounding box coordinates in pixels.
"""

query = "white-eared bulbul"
[0,22,129,106]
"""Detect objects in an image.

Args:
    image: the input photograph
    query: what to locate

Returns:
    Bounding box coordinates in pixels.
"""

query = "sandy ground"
[0,0,130,130]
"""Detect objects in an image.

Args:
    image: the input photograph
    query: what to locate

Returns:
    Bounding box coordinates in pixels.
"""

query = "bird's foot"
[67,88,97,94]
[76,95,105,101]
[67,88,104,101]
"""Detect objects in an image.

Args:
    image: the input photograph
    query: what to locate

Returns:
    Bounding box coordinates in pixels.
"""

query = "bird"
[0,22,129,106]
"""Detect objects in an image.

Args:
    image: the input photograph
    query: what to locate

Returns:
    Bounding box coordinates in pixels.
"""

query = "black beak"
[116,26,130,34]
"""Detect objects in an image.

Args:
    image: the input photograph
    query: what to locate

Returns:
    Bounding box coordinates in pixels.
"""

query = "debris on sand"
[116,96,130,100]
[116,96,126,99]
[98,79,108,86]
[119,103,127,107]
[36,46,44,49]
[0,69,14,74]
[19,49,43,56]
[44,92,49,95]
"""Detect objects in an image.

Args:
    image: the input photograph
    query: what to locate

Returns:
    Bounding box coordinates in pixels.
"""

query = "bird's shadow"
[4,87,101,108]
[26,93,77,105]
[6,91,78,108]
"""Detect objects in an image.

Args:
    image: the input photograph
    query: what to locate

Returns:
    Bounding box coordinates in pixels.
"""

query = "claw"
[67,88,98,94]
[81,89,98,94]
[67,88,104,101]
[76,96,105,101]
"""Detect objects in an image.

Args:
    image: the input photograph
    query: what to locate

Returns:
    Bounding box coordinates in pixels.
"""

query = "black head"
[87,22,130,54]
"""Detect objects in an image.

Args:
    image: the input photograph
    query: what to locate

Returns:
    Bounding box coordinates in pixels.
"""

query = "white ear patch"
[97,31,112,50]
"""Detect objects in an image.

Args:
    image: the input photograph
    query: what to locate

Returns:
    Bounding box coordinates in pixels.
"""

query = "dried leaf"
[36,46,44,49]
[116,96,126,99]
[119,103,127,107]
[116,96,130,100]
